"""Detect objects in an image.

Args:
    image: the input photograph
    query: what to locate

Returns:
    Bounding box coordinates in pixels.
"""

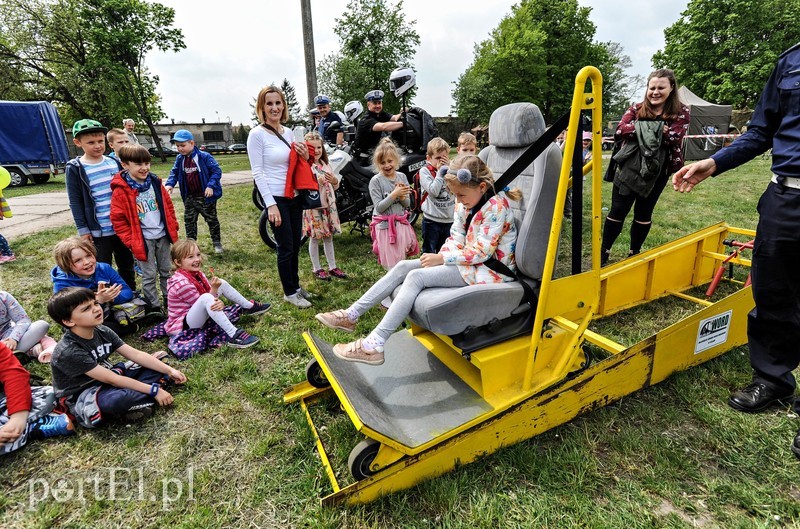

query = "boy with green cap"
[66,119,136,291]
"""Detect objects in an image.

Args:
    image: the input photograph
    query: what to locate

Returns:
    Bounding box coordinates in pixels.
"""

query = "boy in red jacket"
[110,144,179,312]
[1,342,74,455]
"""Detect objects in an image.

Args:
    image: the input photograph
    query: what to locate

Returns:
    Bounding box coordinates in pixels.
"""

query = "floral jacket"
[439,193,517,285]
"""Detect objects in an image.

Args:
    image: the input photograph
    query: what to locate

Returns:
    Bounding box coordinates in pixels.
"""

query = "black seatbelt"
[462,110,571,308]
[482,256,536,314]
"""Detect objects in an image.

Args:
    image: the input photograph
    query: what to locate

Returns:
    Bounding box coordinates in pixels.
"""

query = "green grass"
[2,154,252,199]
[1,156,799,528]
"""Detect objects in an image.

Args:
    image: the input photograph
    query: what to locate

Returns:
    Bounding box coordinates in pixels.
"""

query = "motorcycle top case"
[0,101,70,165]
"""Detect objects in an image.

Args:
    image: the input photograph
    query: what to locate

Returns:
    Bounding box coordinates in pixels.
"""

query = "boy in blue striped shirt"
[66,119,136,291]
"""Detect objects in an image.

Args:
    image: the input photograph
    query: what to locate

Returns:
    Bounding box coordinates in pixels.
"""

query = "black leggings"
[270,195,304,296]
[602,173,670,257]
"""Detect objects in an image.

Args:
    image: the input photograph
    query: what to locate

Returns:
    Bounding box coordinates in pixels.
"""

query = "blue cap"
[171,129,193,142]
[314,94,331,106]
[365,90,384,102]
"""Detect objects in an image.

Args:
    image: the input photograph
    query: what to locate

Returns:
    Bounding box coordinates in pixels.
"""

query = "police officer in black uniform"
[674,42,800,460]
[355,90,404,157]
[315,94,343,146]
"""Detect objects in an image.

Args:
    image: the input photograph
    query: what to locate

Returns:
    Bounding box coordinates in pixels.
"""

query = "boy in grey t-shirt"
[48,287,186,427]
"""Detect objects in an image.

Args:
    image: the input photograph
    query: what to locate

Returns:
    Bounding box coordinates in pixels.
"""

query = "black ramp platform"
[310,331,493,449]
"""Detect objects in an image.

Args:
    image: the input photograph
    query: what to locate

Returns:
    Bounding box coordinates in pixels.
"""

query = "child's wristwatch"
[150,383,161,397]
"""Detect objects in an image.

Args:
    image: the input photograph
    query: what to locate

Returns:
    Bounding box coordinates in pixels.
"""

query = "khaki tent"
[678,86,733,161]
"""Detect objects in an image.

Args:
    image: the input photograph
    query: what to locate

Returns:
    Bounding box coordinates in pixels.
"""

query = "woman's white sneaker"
[284,292,312,308]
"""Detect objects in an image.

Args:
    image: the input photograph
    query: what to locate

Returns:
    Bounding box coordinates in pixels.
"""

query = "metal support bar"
[300,398,341,493]
[667,290,714,307]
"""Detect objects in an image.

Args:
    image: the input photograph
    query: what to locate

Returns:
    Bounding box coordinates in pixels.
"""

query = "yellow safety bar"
[523,66,604,391]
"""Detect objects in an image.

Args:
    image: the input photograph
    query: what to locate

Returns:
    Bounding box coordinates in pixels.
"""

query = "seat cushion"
[400,102,557,337]
[404,279,538,336]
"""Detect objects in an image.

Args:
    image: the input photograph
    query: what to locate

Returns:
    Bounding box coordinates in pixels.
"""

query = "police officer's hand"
[672,159,716,193]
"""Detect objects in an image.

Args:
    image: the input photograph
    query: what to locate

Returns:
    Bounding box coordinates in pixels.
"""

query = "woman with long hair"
[601,69,690,265]
[247,85,313,308]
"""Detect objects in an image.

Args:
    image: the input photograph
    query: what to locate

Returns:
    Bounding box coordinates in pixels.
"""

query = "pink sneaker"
[313,269,331,281]
[333,339,385,365]
[0,254,15,264]
[315,310,356,332]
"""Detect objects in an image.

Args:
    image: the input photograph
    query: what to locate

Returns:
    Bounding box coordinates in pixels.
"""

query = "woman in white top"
[247,85,312,308]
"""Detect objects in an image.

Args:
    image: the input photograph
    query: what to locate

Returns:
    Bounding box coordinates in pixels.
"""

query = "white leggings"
[308,236,336,271]
[350,259,466,340]
[185,280,252,337]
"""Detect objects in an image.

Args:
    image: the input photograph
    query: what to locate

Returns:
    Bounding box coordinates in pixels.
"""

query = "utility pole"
[300,0,318,110]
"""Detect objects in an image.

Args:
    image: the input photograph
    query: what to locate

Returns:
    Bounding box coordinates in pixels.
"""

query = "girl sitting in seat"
[316,155,522,365]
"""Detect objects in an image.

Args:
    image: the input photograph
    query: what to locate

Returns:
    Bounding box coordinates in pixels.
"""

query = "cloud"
[147,0,688,123]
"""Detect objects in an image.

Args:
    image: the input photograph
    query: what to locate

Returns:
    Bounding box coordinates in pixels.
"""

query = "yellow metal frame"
[283,67,756,505]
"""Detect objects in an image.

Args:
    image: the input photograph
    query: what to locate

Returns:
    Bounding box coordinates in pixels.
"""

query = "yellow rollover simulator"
[284,67,755,505]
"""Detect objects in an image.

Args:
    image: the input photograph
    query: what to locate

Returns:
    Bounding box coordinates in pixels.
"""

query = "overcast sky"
[148,0,690,126]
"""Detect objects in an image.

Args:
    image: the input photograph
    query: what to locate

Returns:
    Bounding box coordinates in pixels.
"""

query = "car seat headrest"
[488,103,546,148]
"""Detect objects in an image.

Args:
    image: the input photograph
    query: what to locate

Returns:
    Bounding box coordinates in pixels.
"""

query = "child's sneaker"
[0,254,16,264]
[123,405,154,423]
[333,339,385,366]
[329,268,348,279]
[134,262,143,276]
[214,243,225,254]
[246,300,271,316]
[313,269,331,281]
[284,292,312,308]
[315,310,356,332]
[229,328,259,348]
[30,414,75,439]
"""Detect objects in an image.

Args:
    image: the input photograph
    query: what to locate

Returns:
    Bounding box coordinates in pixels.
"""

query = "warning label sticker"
[695,310,732,355]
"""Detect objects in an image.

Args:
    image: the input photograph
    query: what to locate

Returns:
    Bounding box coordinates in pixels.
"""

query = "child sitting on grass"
[47,287,187,427]
[51,236,144,336]
[0,290,57,363]
[165,239,269,352]
[1,342,74,455]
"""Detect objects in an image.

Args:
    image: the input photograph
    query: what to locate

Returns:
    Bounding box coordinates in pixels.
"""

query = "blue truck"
[0,101,70,187]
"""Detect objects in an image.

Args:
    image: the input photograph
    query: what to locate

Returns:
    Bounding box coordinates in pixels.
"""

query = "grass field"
[0,156,799,528]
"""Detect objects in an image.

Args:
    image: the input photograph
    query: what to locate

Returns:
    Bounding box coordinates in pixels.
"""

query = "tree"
[653,0,800,109]
[317,0,420,112]
[281,78,305,127]
[233,123,250,144]
[0,0,184,155]
[451,0,613,124]
[596,41,644,123]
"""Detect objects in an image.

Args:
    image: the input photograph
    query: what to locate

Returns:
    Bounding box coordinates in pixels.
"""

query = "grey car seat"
[403,102,563,353]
